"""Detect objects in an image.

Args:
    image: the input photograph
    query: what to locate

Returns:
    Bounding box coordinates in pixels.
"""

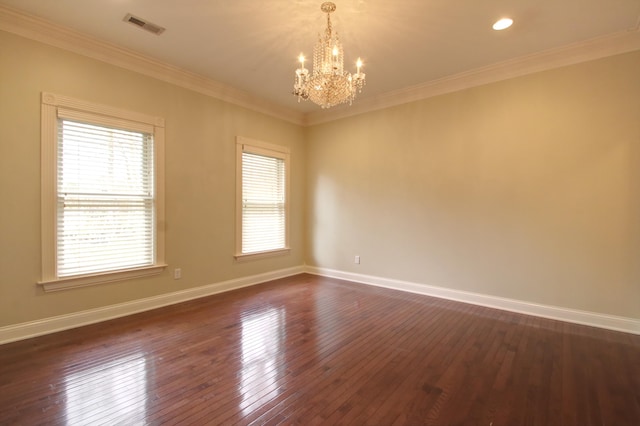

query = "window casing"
[40,93,166,291]
[236,137,290,259]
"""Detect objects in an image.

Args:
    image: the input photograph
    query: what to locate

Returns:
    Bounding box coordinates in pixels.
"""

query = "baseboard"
[0,266,305,345]
[305,266,640,335]
[3,265,636,344]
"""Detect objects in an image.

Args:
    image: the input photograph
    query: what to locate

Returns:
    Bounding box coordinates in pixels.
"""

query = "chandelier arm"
[293,2,366,109]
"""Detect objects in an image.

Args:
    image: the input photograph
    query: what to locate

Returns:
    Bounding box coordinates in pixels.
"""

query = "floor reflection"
[64,352,148,425]
[239,307,286,415]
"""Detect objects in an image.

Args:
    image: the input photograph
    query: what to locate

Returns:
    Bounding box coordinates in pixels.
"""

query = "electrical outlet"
[355,255,360,264]
[174,268,182,279]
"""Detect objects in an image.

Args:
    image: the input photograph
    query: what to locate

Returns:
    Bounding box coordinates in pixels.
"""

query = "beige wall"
[306,51,640,319]
[1,28,638,329]
[0,31,306,327]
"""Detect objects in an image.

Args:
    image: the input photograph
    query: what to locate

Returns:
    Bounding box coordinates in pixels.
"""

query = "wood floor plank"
[1,273,639,425]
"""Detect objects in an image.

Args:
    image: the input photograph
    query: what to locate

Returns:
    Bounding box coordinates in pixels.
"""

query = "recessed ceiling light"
[493,18,513,31]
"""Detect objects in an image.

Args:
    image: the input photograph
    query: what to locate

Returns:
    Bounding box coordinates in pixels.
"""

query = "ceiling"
[1,0,639,116]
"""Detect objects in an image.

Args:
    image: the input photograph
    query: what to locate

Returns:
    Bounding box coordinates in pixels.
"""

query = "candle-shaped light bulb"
[332,46,339,56]
[356,57,363,73]
[298,53,306,69]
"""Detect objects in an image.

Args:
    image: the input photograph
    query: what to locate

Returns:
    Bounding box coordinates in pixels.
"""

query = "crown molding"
[0,5,306,126]
[2,5,639,128]
[306,28,640,126]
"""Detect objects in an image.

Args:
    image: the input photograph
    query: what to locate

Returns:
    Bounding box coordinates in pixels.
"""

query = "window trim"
[39,92,166,292]
[235,136,290,261]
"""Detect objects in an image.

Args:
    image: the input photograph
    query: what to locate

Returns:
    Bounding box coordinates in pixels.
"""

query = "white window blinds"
[57,118,155,277]
[241,150,286,254]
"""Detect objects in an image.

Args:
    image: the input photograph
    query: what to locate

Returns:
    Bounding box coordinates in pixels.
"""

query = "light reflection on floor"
[64,352,148,425]
[239,307,286,415]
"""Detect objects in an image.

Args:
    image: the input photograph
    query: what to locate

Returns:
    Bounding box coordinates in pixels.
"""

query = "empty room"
[0,0,639,424]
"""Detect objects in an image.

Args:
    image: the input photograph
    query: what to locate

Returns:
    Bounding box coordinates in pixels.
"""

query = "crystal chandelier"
[293,2,366,108]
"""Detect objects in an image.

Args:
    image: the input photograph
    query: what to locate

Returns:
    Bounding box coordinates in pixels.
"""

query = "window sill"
[234,248,291,262]
[38,264,168,292]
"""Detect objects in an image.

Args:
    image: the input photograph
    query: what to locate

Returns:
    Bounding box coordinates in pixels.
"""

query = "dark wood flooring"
[1,273,639,425]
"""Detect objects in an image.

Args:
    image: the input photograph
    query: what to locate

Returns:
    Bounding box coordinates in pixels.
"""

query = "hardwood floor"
[1,273,638,425]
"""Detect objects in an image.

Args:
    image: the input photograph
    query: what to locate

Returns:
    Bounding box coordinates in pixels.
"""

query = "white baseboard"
[305,266,640,335]
[3,265,637,344]
[0,266,305,345]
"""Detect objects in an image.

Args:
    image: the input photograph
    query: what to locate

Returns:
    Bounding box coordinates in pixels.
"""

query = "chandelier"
[293,2,366,108]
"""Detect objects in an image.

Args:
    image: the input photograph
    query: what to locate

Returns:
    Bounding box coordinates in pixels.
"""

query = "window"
[40,93,166,291]
[236,137,290,259]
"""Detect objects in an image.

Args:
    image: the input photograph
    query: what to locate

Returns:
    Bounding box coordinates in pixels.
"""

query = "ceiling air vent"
[123,13,165,35]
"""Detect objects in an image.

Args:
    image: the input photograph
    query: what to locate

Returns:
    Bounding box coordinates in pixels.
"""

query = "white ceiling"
[1,0,639,115]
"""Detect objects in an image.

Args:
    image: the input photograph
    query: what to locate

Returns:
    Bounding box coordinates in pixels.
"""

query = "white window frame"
[39,92,166,291]
[235,136,290,261]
